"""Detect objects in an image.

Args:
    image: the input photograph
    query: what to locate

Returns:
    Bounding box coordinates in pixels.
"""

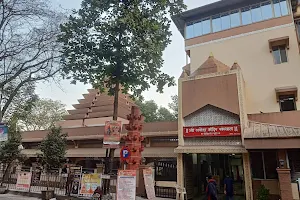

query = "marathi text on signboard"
[16,172,32,190]
[79,173,101,196]
[183,124,241,137]
[0,124,8,142]
[117,170,136,200]
[103,121,122,148]
[143,168,156,200]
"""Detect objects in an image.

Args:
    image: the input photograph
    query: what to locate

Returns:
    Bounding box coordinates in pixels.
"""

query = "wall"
[56,117,129,128]
[188,22,300,114]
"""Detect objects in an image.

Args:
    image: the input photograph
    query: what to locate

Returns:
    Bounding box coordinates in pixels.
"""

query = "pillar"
[123,106,144,170]
[277,169,293,200]
[243,153,253,200]
[277,150,293,200]
[177,153,184,200]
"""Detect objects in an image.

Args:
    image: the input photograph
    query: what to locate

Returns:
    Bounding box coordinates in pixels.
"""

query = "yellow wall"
[188,23,300,114]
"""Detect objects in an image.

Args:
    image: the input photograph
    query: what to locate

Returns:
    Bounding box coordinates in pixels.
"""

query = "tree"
[17,99,67,131]
[136,100,176,122]
[0,122,26,186]
[0,0,64,121]
[59,0,186,176]
[168,95,178,119]
[39,126,67,190]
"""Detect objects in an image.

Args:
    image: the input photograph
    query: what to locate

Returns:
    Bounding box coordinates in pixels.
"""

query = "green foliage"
[17,98,67,131]
[136,99,176,122]
[257,185,270,200]
[0,123,26,185]
[168,95,178,119]
[59,0,186,98]
[39,127,67,171]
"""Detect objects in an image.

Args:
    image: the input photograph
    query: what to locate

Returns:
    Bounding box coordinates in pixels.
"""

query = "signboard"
[0,124,8,142]
[70,166,82,196]
[103,121,122,148]
[16,172,32,190]
[117,170,136,200]
[183,124,241,137]
[143,168,156,200]
[120,146,131,161]
[79,173,101,196]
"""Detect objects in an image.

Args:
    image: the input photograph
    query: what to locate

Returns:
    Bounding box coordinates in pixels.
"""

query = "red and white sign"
[183,124,241,137]
[16,172,32,190]
[117,170,136,200]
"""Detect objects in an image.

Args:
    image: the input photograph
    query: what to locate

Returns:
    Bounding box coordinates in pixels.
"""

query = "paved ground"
[0,194,39,200]
[0,194,172,200]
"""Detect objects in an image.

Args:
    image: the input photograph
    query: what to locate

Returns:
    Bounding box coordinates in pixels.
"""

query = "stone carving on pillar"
[243,153,253,200]
[123,106,144,170]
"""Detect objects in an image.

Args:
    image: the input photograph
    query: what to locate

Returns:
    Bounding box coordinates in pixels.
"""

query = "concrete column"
[177,153,184,200]
[243,153,253,200]
[277,168,293,200]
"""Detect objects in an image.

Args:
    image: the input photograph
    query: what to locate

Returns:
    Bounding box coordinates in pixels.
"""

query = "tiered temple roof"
[63,89,136,120]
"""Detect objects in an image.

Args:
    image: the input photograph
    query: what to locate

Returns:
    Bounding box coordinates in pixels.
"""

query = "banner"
[79,173,101,196]
[70,166,82,196]
[0,124,8,142]
[183,124,241,137]
[16,172,32,190]
[143,168,156,200]
[117,170,136,200]
[103,120,122,148]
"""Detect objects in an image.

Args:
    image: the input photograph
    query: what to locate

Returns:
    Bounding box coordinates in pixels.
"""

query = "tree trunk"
[108,82,120,174]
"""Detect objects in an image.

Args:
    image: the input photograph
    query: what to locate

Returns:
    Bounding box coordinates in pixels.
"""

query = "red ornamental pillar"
[123,106,144,170]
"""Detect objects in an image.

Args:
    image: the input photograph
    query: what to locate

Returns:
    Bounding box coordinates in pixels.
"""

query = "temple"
[20,0,300,199]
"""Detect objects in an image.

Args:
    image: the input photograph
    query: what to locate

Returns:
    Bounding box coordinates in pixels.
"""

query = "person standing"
[206,174,218,200]
[224,173,234,200]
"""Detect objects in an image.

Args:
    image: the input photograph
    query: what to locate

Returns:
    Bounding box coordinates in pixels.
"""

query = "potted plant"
[39,126,67,200]
[257,185,270,200]
[0,123,26,194]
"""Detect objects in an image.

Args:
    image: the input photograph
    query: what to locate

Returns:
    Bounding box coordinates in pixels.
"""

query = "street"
[0,194,39,200]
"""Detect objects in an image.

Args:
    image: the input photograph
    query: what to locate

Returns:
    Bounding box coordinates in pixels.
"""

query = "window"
[273,0,289,17]
[261,2,273,20]
[280,0,289,16]
[186,23,194,39]
[202,18,211,35]
[221,13,230,30]
[296,21,300,41]
[212,15,221,32]
[194,21,202,37]
[184,0,290,39]
[279,95,297,111]
[242,7,252,25]
[272,45,287,64]
[230,10,240,28]
[250,151,278,179]
[251,4,263,23]
[273,0,282,17]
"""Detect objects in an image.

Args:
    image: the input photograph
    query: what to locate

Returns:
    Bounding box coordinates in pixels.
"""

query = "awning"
[22,147,176,158]
[174,146,247,154]
[244,121,300,149]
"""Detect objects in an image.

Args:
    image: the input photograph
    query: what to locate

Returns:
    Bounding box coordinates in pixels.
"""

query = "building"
[172,0,300,200]
[21,89,178,172]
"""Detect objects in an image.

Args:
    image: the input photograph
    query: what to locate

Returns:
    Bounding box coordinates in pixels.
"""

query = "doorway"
[183,153,245,200]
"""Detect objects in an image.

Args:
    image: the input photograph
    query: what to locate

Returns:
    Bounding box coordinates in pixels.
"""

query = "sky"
[36,0,218,110]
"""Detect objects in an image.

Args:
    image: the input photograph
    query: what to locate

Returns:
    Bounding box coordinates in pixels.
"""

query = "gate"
[154,159,177,199]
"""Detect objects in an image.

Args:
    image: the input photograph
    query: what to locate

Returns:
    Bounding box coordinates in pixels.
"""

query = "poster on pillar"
[103,120,122,148]
[143,168,156,199]
[117,170,136,200]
